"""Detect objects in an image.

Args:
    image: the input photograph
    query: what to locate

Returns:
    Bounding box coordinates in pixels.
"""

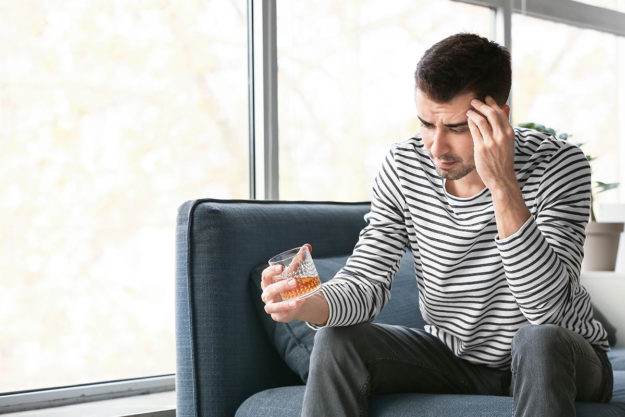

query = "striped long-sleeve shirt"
[319,127,609,369]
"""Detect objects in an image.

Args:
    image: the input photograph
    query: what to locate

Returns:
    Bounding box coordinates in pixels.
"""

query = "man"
[260,33,613,416]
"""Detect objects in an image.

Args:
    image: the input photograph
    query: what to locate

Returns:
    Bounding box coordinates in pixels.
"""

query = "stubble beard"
[429,153,476,180]
[436,163,475,180]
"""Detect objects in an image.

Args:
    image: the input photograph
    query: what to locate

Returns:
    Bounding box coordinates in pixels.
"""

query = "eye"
[420,122,434,129]
[449,127,467,134]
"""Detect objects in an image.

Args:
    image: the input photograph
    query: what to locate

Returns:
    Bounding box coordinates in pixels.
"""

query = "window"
[276,0,494,201]
[0,0,248,393]
[4,0,625,410]
[511,13,625,205]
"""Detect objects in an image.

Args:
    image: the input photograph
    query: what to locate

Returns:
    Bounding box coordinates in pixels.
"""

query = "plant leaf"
[521,121,620,199]
[594,181,620,193]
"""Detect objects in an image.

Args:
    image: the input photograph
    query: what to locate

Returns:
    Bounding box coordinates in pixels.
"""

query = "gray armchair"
[175,199,625,416]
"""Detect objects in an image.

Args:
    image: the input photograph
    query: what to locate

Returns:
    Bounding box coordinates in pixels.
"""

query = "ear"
[502,104,511,118]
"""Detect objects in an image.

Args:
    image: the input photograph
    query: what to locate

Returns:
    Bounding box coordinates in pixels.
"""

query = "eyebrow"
[417,115,468,128]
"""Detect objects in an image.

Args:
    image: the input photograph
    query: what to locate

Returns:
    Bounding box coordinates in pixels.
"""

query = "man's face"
[415,89,477,181]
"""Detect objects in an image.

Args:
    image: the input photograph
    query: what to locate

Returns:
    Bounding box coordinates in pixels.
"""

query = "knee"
[512,324,569,359]
[313,324,370,352]
[311,323,374,363]
[312,327,344,357]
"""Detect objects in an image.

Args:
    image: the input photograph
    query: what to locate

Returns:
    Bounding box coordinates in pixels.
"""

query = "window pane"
[277,0,494,201]
[0,0,248,393]
[511,14,625,207]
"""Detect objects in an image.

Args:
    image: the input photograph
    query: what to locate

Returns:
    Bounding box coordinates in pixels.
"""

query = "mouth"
[434,159,457,169]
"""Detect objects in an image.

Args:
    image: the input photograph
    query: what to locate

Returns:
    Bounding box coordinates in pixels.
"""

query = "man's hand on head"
[467,96,530,238]
[466,96,517,194]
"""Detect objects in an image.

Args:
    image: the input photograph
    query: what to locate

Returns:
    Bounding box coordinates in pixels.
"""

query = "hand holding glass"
[268,246,321,300]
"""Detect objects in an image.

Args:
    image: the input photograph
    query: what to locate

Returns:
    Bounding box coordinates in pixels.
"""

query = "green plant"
[518,122,620,222]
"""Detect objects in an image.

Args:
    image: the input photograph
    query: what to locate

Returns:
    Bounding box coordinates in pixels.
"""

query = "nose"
[429,128,450,158]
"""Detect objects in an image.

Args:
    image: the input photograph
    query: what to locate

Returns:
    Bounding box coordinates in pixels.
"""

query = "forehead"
[415,89,475,119]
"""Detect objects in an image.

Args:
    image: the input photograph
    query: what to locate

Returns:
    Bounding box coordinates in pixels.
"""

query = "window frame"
[0,375,174,413]
[455,0,625,45]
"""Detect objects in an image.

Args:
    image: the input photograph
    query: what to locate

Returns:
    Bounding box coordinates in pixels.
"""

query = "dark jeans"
[301,323,613,417]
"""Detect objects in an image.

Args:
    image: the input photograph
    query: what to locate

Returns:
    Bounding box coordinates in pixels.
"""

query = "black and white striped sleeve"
[319,148,409,327]
[496,144,591,324]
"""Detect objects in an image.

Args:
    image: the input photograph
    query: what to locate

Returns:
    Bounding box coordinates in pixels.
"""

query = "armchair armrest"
[175,199,369,417]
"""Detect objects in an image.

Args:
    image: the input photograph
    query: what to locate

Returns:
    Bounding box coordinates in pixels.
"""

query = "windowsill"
[1,390,175,417]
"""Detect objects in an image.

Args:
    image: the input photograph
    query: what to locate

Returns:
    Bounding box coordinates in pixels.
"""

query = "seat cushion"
[236,377,625,417]
[250,250,425,382]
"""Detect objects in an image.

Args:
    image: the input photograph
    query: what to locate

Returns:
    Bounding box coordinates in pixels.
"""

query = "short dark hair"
[415,33,511,105]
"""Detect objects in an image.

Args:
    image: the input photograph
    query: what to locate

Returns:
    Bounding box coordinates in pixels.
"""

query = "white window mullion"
[250,0,279,200]
[450,0,511,49]
[495,0,512,50]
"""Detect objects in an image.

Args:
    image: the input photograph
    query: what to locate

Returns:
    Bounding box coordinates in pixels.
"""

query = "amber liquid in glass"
[280,276,321,300]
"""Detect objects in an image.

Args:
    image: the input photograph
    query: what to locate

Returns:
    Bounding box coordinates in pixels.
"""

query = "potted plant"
[519,122,622,271]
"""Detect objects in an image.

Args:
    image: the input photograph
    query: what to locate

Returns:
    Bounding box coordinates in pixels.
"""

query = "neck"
[445,171,486,198]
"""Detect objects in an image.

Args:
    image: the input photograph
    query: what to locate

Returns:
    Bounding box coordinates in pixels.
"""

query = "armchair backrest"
[175,199,371,417]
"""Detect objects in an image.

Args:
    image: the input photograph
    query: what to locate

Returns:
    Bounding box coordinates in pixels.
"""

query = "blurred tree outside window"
[511,13,625,207]
[276,0,495,202]
[0,0,247,393]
